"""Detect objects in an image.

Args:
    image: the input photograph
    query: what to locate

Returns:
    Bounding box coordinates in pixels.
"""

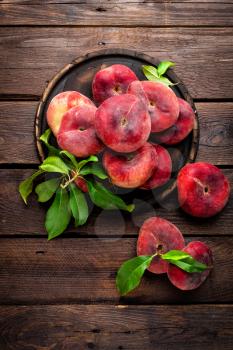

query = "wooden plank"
[1,102,233,165]
[0,27,233,99]
[0,168,232,237]
[2,1,233,4]
[0,305,232,350]
[0,102,38,164]
[1,2,233,26]
[0,237,232,304]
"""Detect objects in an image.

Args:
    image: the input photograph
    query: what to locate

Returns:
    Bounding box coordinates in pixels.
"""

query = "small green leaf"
[77,155,98,171]
[142,65,159,81]
[154,76,175,87]
[69,183,88,227]
[40,156,70,174]
[116,255,154,296]
[157,61,175,77]
[40,129,60,156]
[161,250,191,261]
[161,250,208,273]
[45,188,71,240]
[19,169,44,204]
[87,180,135,212]
[35,178,60,202]
[79,163,108,180]
[60,150,79,169]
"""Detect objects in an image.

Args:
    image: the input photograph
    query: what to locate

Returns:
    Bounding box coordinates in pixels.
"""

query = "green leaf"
[116,255,154,296]
[35,178,60,202]
[142,65,159,81]
[161,250,191,261]
[60,150,79,169]
[155,76,175,87]
[161,250,208,273]
[45,188,71,240]
[69,183,89,227]
[77,155,98,171]
[40,156,70,174]
[39,128,60,156]
[19,169,44,204]
[157,61,175,77]
[79,163,108,180]
[87,180,135,212]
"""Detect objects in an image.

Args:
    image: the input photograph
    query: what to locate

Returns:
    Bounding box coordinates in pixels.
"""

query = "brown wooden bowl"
[35,49,199,208]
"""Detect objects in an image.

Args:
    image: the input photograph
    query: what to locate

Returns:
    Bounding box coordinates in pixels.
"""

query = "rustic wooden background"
[0,1,233,349]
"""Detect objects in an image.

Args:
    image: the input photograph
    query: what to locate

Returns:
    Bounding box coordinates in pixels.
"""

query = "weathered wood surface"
[1,2,233,26]
[2,1,233,4]
[0,304,232,350]
[0,237,232,304]
[1,102,233,165]
[0,1,233,348]
[0,27,233,98]
[0,168,232,236]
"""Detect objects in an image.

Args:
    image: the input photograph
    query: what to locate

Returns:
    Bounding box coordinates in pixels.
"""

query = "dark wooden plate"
[35,49,199,209]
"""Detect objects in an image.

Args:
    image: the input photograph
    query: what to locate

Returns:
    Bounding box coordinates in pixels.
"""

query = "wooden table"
[0,1,233,349]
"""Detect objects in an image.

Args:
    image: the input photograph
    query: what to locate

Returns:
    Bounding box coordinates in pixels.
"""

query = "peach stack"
[46,63,230,218]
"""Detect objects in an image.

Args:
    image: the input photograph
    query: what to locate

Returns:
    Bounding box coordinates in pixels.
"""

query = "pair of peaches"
[47,64,230,218]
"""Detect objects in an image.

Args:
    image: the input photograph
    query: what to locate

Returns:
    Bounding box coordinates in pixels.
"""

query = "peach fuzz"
[47,91,95,136]
[127,80,179,132]
[153,97,195,145]
[137,217,185,274]
[102,143,157,188]
[177,162,230,218]
[92,64,138,104]
[141,144,172,190]
[95,94,151,153]
[167,241,213,290]
[57,104,103,158]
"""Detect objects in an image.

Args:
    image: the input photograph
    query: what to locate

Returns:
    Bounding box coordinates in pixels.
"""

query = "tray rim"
[35,48,199,170]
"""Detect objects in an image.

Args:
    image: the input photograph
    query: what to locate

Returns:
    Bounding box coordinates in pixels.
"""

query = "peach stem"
[60,171,80,189]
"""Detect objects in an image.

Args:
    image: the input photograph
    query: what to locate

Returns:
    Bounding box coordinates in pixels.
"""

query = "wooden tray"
[35,49,199,208]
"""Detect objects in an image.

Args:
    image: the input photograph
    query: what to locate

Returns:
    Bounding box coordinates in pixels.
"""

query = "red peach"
[92,64,138,104]
[47,91,94,136]
[141,144,172,190]
[153,98,195,145]
[74,177,88,193]
[137,217,185,274]
[177,162,230,217]
[127,80,179,132]
[57,104,103,158]
[167,241,213,290]
[102,142,157,188]
[95,94,151,153]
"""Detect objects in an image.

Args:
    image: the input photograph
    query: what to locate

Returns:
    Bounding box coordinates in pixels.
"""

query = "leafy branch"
[116,250,209,296]
[19,129,135,240]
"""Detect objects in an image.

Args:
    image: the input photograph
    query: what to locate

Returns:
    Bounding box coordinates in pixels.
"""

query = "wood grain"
[1,168,232,237]
[0,304,232,350]
[0,27,233,98]
[0,237,232,304]
[1,2,233,26]
[1,102,233,164]
[2,1,233,4]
